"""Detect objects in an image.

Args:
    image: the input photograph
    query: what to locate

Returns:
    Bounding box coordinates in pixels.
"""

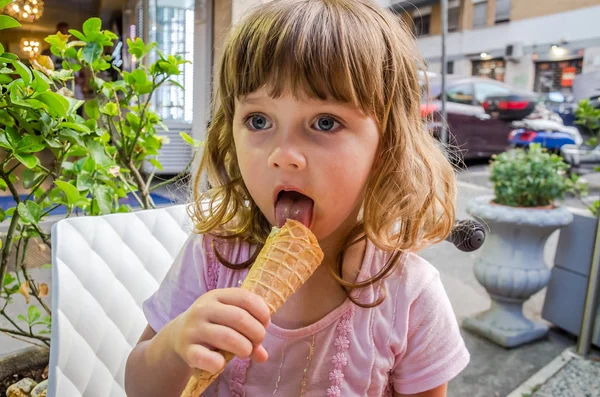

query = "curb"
[505,348,578,397]
[0,346,49,381]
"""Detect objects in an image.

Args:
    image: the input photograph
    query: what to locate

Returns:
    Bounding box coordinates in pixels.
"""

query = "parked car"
[421,75,540,160]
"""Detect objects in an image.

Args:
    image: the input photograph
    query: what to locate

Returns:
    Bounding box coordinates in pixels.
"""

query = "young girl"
[125,1,469,396]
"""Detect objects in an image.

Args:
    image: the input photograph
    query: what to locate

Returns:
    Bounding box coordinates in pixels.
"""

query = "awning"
[390,0,440,13]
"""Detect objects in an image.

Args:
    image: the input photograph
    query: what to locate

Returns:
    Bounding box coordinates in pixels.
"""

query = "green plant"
[490,144,586,208]
[574,99,600,215]
[575,99,600,146]
[0,6,201,347]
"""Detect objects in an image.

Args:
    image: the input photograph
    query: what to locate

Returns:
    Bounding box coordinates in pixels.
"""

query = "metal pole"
[440,0,448,145]
[577,210,600,356]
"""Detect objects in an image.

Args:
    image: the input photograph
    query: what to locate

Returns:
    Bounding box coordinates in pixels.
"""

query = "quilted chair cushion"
[48,204,193,397]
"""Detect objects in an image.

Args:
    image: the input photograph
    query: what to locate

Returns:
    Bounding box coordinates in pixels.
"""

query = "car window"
[474,83,511,105]
[446,83,474,105]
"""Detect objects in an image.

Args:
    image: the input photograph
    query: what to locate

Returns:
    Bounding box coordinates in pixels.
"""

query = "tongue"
[275,191,314,228]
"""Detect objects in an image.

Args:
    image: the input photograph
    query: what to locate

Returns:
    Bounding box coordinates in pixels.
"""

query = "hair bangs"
[219,0,386,117]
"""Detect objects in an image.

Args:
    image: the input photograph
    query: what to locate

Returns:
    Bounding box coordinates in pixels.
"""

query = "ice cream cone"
[180,219,323,397]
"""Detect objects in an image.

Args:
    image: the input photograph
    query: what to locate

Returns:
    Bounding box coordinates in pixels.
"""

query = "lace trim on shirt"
[205,237,219,291]
[327,306,355,397]
[229,358,250,397]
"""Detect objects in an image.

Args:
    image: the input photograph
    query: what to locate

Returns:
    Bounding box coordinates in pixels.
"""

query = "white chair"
[48,204,193,397]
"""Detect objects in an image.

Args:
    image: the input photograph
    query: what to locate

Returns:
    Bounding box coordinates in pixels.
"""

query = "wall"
[504,56,535,91]
[583,46,600,74]
[417,5,600,60]
[511,0,600,21]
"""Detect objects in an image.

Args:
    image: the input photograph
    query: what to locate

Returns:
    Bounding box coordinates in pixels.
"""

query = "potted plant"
[464,143,585,348]
[0,6,201,394]
[541,98,600,347]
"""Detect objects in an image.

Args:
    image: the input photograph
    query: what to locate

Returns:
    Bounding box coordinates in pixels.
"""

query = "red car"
[421,76,536,160]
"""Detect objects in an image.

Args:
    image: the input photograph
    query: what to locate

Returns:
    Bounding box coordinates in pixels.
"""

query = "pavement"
[1,168,599,396]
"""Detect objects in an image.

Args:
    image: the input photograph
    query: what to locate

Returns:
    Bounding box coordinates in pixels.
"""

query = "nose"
[268,140,307,171]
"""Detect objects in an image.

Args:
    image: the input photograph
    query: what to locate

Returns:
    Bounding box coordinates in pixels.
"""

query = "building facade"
[386,0,600,95]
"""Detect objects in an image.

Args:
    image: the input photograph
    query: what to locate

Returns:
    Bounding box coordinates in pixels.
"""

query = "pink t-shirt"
[143,233,469,396]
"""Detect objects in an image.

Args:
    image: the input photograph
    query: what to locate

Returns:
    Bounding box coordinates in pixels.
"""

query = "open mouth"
[274,189,314,228]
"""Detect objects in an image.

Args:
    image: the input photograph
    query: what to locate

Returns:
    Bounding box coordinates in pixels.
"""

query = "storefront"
[472,58,506,82]
[534,58,583,93]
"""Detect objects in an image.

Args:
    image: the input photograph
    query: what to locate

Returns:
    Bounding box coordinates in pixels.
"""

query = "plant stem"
[1,331,49,349]
[148,158,193,193]
[0,327,51,343]
[0,211,20,298]
[118,174,145,208]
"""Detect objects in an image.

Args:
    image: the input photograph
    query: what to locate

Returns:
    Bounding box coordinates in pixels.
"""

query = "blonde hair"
[192,0,456,305]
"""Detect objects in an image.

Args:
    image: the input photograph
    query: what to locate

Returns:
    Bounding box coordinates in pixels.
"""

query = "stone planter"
[464,196,573,348]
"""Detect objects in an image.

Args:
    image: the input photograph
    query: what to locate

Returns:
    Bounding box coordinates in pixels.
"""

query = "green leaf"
[81,42,102,65]
[17,135,45,153]
[14,153,39,169]
[0,110,14,127]
[84,99,100,120]
[28,306,41,324]
[18,314,27,323]
[55,180,81,205]
[0,0,12,9]
[180,132,203,148]
[12,61,32,85]
[22,169,44,190]
[35,92,69,118]
[0,15,21,31]
[148,158,163,171]
[59,122,90,133]
[18,202,35,224]
[3,272,14,286]
[31,70,51,92]
[92,185,112,214]
[68,29,87,42]
[87,140,112,167]
[0,179,7,191]
[83,18,102,37]
[76,174,94,191]
[40,264,52,269]
[0,43,4,56]
[168,79,185,90]
[101,102,118,117]
[180,132,195,146]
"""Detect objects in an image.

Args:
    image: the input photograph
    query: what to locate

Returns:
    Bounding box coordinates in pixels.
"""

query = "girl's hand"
[163,288,271,374]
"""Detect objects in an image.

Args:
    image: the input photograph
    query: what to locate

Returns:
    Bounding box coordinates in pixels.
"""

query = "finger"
[216,289,271,327]
[250,345,269,363]
[207,304,267,347]
[202,323,254,359]
[184,344,226,374]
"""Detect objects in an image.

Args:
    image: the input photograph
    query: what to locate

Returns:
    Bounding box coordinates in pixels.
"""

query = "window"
[472,0,488,28]
[446,83,474,105]
[472,59,506,82]
[495,0,511,23]
[447,61,455,75]
[448,6,460,32]
[150,0,195,123]
[474,83,511,105]
[413,13,431,37]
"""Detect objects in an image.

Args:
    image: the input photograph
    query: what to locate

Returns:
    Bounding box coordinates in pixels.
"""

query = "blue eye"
[313,116,341,132]
[245,114,272,131]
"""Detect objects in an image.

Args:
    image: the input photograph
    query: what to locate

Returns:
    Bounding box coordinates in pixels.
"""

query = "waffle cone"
[180,220,324,397]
